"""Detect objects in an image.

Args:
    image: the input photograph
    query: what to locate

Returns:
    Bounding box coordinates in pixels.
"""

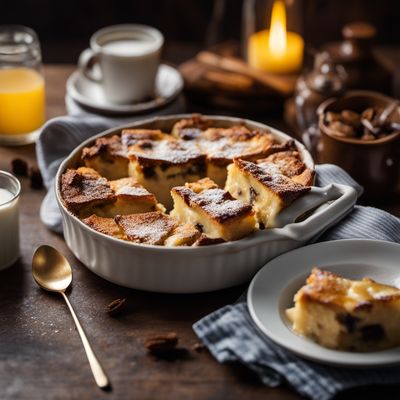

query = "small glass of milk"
[0,171,21,270]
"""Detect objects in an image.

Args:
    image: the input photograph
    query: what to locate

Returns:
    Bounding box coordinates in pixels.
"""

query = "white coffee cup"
[79,24,164,104]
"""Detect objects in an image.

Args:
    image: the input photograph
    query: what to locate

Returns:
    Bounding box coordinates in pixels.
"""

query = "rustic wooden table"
[0,65,399,400]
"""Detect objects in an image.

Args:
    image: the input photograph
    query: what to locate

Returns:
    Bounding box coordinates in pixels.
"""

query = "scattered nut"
[325,111,340,124]
[361,107,375,122]
[324,106,399,141]
[329,121,356,137]
[192,342,206,353]
[144,332,178,354]
[29,167,43,189]
[11,158,28,176]
[341,110,361,128]
[106,298,127,316]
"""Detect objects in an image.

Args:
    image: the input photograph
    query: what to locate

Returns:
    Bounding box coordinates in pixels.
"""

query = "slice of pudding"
[257,150,315,186]
[198,126,289,187]
[61,168,161,218]
[171,114,212,140]
[225,158,310,228]
[125,130,207,209]
[100,177,164,217]
[82,214,127,240]
[170,178,256,241]
[60,167,115,218]
[114,211,200,246]
[286,268,400,352]
[81,135,129,180]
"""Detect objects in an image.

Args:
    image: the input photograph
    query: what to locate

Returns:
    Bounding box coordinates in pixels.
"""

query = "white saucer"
[66,64,184,115]
[248,239,400,368]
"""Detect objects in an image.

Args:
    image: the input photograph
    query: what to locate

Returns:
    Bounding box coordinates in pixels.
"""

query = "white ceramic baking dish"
[55,115,358,293]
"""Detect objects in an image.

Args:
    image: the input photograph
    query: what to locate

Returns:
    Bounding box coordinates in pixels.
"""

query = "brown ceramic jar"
[324,22,392,95]
[318,91,400,199]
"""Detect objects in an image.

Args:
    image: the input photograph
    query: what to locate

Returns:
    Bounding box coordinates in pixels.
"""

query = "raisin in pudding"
[170,178,256,241]
[60,115,314,246]
[225,158,310,228]
[286,268,400,352]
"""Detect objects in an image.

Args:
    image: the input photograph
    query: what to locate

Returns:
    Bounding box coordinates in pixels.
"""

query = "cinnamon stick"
[204,69,253,91]
[196,51,295,96]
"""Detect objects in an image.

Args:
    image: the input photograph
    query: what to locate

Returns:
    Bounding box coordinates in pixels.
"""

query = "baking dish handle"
[270,183,358,242]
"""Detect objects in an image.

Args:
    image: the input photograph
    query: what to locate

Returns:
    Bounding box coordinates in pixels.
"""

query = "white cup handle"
[78,48,102,82]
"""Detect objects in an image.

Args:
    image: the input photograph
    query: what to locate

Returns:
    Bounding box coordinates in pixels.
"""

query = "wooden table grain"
[0,65,399,400]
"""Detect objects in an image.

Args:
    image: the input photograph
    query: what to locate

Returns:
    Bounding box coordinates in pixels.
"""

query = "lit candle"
[248,0,304,74]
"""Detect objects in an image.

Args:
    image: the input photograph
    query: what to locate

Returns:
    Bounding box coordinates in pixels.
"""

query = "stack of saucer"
[66,63,185,120]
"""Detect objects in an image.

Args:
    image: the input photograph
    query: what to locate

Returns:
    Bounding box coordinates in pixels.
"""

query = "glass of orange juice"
[0,25,45,145]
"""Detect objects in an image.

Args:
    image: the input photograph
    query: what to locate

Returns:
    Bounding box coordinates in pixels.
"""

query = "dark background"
[1,0,400,64]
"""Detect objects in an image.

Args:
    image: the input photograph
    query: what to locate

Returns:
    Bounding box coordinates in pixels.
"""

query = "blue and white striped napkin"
[193,168,400,400]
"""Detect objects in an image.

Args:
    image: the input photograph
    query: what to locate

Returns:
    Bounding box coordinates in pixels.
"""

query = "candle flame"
[268,0,287,57]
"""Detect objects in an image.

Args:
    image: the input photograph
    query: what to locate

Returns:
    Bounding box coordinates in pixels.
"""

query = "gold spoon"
[32,245,110,389]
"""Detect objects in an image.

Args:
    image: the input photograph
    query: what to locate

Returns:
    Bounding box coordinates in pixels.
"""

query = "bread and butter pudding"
[60,115,314,246]
[225,158,311,228]
[286,268,400,352]
[170,178,256,241]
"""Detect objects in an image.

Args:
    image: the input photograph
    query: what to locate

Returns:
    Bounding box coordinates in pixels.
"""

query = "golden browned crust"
[81,135,127,161]
[233,158,311,205]
[61,168,115,214]
[201,126,277,166]
[171,185,254,223]
[129,139,206,167]
[171,114,212,140]
[115,211,178,245]
[259,150,315,186]
[185,177,219,193]
[121,129,169,150]
[109,177,156,201]
[165,223,201,246]
[300,268,400,309]
[75,166,102,178]
[261,151,306,177]
[82,214,126,240]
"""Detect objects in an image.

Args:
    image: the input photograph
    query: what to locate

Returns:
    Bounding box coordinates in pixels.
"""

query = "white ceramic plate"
[66,64,183,115]
[248,239,400,368]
